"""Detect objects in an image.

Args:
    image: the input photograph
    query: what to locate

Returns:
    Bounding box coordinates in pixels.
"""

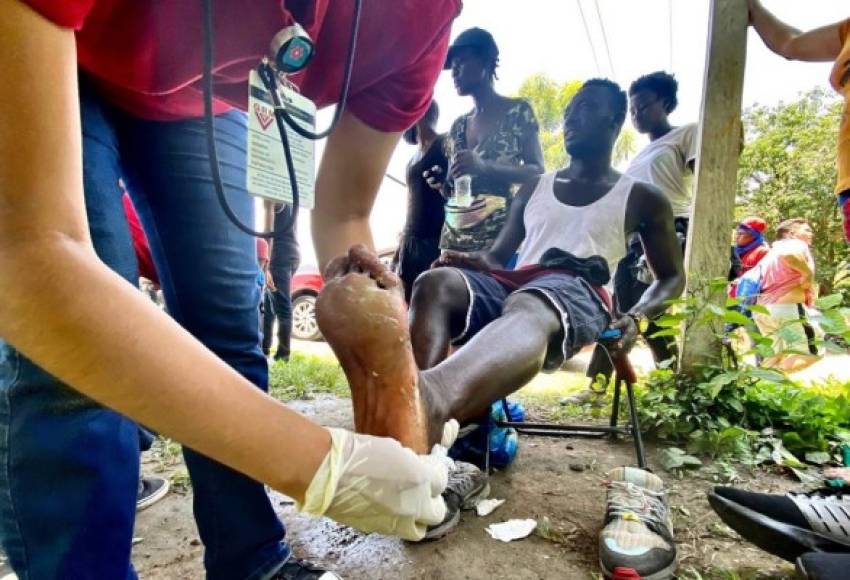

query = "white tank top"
[515,171,634,276]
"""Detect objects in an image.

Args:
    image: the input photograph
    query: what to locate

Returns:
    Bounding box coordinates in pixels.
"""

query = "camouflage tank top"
[441,99,539,252]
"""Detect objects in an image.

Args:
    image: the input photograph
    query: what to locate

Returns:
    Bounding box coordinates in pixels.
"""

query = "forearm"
[749,0,801,58]
[311,112,400,269]
[481,161,543,187]
[630,275,685,320]
[0,239,329,501]
[748,0,841,61]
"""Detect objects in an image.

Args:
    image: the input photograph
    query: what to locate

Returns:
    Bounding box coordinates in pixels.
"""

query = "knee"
[411,268,465,311]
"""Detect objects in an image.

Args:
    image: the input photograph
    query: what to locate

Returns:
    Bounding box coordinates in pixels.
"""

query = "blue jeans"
[0,79,289,579]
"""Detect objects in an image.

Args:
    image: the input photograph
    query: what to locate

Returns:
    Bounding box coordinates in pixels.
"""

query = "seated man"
[316,79,685,579]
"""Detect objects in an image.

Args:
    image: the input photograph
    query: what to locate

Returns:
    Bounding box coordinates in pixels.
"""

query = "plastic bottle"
[454,174,473,208]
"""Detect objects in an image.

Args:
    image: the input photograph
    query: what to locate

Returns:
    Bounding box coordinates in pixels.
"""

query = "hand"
[432,250,494,271]
[265,269,276,292]
[450,150,486,179]
[606,314,639,354]
[298,428,448,541]
[423,165,447,194]
[746,0,759,23]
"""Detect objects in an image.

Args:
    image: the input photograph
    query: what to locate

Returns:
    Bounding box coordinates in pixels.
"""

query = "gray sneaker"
[424,461,490,540]
[598,467,677,580]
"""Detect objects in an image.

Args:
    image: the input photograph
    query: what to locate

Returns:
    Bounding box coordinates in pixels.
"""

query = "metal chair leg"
[625,379,647,469]
[608,377,622,440]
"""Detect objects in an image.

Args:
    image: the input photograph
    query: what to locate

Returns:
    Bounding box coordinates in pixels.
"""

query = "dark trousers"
[397,235,442,302]
[613,248,678,365]
[262,264,298,359]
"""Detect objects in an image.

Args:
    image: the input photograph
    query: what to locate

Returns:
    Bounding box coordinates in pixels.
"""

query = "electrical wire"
[576,0,602,76]
[593,0,617,79]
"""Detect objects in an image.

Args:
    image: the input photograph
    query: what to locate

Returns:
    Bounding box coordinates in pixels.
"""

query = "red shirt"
[21,1,459,131]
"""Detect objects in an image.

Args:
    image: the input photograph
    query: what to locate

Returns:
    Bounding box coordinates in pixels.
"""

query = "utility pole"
[678,0,748,372]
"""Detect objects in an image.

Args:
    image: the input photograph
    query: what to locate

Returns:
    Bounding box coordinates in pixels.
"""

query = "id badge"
[246,69,316,208]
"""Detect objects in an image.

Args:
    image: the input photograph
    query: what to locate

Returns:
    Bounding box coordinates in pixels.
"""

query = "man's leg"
[421,291,563,424]
[262,289,274,356]
[409,267,471,369]
[0,81,140,579]
[615,249,676,365]
[118,110,288,580]
[270,264,297,361]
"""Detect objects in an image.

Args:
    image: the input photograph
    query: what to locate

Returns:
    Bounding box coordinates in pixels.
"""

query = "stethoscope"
[201,0,363,237]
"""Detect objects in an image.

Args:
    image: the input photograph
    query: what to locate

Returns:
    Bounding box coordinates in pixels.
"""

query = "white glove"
[297,428,448,541]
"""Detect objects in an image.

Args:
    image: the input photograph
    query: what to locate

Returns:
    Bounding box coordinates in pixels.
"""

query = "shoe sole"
[137,479,170,512]
[422,506,461,541]
[707,492,850,563]
[422,480,489,542]
[795,556,810,579]
[599,561,677,580]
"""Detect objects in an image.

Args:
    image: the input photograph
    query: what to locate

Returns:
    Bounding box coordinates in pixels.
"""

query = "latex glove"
[297,428,448,541]
[441,419,460,448]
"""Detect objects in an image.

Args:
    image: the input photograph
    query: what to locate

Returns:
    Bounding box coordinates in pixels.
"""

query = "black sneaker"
[708,486,850,562]
[136,476,169,511]
[272,558,341,579]
[423,461,489,540]
[796,552,850,579]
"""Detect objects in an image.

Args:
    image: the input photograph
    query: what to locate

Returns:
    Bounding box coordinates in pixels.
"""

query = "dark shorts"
[451,268,611,371]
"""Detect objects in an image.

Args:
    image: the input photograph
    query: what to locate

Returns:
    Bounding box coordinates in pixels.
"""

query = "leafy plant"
[635,282,850,467]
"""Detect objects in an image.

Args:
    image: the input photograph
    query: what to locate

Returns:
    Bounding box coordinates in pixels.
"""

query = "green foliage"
[636,281,850,469]
[268,353,349,402]
[516,73,637,170]
[737,88,850,291]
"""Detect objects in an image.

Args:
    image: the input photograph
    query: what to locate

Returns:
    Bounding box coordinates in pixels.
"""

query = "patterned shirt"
[441,99,539,252]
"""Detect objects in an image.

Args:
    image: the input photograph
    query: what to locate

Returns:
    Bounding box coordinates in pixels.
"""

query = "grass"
[268,352,350,402]
[149,436,183,473]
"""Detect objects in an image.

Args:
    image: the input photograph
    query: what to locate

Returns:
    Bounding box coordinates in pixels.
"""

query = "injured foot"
[317,245,444,454]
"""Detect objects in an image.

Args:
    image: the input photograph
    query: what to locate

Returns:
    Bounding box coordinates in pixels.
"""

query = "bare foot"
[317,245,445,454]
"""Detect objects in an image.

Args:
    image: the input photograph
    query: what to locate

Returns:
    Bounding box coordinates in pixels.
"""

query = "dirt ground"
[128,393,801,580]
[4,340,840,579]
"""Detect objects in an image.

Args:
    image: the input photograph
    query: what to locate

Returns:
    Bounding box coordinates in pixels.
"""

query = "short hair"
[580,78,627,125]
[629,71,679,113]
[776,218,810,239]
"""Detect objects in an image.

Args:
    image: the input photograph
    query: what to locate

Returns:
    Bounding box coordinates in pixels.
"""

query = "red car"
[290,248,396,341]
